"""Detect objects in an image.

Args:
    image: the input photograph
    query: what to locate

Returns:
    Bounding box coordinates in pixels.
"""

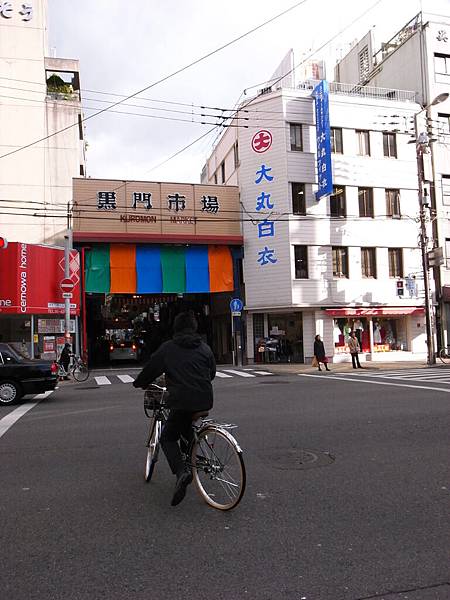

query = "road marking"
[299,373,450,393]
[94,376,111,385]
[222,370,256,378]
[215,371,233,378]
[252,371,274,376]
[0,390,54,439]
[117,374,134,383]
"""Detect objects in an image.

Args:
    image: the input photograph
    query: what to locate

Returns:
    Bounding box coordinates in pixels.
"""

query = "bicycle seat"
[191,411,209,421]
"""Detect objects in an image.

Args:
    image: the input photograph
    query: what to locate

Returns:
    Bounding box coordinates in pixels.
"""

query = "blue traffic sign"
[230,298,243,313]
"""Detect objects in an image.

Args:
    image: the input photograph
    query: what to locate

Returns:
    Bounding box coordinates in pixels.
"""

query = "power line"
[0,0,310,162]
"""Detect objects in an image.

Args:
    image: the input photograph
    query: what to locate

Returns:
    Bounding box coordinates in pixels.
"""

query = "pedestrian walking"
[313,334,330,371]
[348,331,362,369]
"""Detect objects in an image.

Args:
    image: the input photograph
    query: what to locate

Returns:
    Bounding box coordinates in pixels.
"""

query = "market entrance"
[86,292,232,366]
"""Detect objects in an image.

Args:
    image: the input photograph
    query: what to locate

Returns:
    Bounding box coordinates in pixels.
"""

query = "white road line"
[252,371,274,376]
[0,398,43,440]
[222,370,256,378]
[117,374,134,383]
[95,376,111,385]
[299,373,450,393]
[215,372,233,378]
[33,390,55,400]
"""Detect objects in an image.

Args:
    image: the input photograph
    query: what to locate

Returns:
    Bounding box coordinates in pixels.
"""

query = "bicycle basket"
[144,382,166,411]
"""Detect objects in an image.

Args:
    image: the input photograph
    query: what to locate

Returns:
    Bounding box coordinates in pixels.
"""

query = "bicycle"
[58,354,90,382]
[437,346,450,365]
[143,383,246,511]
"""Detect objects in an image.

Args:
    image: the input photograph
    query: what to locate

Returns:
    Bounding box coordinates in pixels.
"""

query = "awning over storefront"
[324,307,425,317]
[84,244,234,294]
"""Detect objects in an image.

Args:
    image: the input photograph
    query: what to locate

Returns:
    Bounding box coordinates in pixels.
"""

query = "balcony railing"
[296,79,417,103]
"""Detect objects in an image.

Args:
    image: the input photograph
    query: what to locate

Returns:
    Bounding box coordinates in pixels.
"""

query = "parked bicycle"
[438,346,450,365]
[58,355,89,382]
[143,383,246,511]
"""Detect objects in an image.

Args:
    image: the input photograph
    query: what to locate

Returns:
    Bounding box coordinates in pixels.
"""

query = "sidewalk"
[244,360,444,375]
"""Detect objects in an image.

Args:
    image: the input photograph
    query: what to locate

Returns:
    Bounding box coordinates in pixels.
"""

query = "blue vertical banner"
[312,80,333,200]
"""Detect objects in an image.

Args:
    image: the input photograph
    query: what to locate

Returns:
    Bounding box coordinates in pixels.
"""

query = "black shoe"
[171,469,193,506]
[325,367,330,371]
[318,367,322,371]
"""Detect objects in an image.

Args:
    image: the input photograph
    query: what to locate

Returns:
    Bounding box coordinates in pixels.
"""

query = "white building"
[0,0,85,246]
[335,3,450,349]
[202,83,428,364]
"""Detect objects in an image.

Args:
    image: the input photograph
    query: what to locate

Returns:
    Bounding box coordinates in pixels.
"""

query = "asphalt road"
[0,370,449,600]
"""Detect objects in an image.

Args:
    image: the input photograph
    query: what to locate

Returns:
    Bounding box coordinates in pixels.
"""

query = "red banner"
[0,242,80,315]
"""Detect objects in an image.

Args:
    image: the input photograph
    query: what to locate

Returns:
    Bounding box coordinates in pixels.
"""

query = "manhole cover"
[269,448,335,470]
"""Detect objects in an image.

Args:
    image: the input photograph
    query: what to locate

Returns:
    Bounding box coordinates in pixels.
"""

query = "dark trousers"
[351,352,361,368]
[160,410,194,476]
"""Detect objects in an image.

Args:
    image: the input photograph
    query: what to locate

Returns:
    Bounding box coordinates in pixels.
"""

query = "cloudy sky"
[48,0,444,183]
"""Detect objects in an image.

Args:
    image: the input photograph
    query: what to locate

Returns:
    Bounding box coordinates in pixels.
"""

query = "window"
[437,113,450,135]
[361,247,377,278]
[291,183,306,215]
[435,53,450,75]
[78,113,83,140]
[294,246,308,279]
[383,132,397,158]
[330,127,343,153]
[358,46,370,81]
[213,172,217,184]
[290,123,303,151]
[386,189,401,217]
[332,247,348,278]
[388,248,403,278]
[233,141,239,169]
[358,187,374,217]
[330,185,346,217]
[443,175,450,205]
[220,162,225,183]
[356,130,370,156]
[79,164,85,176]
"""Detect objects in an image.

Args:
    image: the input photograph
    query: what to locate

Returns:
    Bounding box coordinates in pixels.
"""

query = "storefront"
[0,242,80,359]
[72,178,243,365]
[324,307,426,363]
[251,311,304,364]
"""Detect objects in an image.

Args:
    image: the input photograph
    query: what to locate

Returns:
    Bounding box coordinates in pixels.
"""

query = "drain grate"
[269,448,335,470]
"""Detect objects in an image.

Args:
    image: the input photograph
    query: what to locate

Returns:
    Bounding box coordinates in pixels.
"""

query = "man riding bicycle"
[133,312,216,506]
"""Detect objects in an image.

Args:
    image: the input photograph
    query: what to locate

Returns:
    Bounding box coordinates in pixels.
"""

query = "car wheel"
[0,381,22,406]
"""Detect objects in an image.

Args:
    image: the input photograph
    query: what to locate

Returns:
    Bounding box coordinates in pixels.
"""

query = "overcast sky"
[48,0,445,183]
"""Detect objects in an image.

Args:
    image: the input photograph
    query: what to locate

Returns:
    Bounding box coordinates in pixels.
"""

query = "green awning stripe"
[85,245,110,293]
[160,247,185,293]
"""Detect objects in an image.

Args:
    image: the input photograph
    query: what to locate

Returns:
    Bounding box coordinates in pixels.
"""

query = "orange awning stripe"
[208,246,233,293]
[110,244,136,293]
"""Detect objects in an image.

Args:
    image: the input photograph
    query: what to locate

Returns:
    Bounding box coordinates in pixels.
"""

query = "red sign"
[251,130,273,153]
[0,242,80,315]
[60,278,74,291]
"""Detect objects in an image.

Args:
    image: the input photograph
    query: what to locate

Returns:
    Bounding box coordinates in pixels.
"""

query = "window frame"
[291,182,306,216]
[294,245,309,279]
[330,127,343,154]
[358,187,374,218]
[437,113,450,135]
[220,161,225,184]
[435,53,450,75]
[356,129,371,156]
[330,185,346,218]
[289,123,303,151]
[383,132,397,158]
[388,248,403,278]
[233,141,239,169]
[361,247,377,278]
[386,188,401,218]
[332,246,349,278]
[442,175,450,206]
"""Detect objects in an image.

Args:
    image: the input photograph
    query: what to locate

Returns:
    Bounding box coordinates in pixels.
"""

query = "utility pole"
[64,234,71,343]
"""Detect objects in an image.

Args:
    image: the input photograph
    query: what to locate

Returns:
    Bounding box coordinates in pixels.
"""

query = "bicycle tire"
[145,417,161,482]
[192,426,246,511]
[73,362,89,382]
[438,348,450,365]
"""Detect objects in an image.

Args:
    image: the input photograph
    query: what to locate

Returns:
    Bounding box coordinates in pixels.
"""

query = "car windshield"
[106,329,134,343]
[0,344,24,362]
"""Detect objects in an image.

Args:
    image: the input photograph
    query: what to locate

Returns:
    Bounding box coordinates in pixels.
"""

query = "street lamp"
[413,92,449,365]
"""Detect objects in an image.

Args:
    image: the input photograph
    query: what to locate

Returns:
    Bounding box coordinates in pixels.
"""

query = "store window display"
[373,318,407,351]
[333,318,369,353]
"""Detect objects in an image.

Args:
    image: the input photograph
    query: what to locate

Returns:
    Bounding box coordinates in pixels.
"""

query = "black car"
[0,343,58,406]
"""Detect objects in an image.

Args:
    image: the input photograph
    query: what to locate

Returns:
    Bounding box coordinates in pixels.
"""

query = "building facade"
[0,0,85,246]
[202,84,427,364]
[335,3,450,350]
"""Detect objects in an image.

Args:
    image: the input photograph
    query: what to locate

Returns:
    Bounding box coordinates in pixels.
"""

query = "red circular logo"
[251,130,273,153]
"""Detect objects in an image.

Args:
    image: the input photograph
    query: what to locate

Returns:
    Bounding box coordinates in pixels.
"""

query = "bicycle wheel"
[439,348,450,365]
[192,426,246,511]
[145,417,161,482]
[73,361,89,382]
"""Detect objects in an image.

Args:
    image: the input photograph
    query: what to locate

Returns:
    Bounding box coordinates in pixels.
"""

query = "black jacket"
[133,331,216,411]
[313,339,326,360]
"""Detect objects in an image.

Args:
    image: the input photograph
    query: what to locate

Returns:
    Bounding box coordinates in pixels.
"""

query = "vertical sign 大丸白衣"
[312,80,333,200]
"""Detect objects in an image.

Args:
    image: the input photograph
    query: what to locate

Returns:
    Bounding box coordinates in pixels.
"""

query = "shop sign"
[0,243,80,315]
[312,80,333,200]
[254,163,278,268]
[38,319,75,334]
[0,2,33,21]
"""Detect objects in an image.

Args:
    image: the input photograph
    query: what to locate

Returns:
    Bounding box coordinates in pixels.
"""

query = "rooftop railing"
[296,79,417,103]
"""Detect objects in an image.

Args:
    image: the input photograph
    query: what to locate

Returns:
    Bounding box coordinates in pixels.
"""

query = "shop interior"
[254,312,304,363]
[86,291,234,366]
